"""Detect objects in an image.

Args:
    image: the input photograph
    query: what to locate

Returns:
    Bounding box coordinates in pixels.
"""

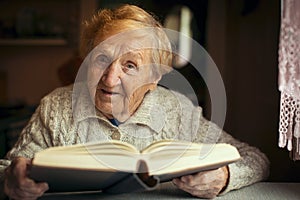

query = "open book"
[29,140,240,194]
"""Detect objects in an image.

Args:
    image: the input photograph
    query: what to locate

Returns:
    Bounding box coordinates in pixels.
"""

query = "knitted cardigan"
[0,85,269,196]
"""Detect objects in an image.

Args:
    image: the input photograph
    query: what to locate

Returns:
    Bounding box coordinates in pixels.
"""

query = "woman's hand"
[172,166,229,199]
[4,157,49,200]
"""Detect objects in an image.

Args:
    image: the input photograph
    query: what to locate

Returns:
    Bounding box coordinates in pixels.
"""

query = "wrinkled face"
[87,27,161,122]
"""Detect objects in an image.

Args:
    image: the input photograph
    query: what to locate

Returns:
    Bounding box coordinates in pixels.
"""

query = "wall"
[0,46,74,105]
[207,0,300,181]
[0,0,98,105]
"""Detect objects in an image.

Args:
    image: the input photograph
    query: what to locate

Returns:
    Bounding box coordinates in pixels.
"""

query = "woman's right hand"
[4,157,49,200]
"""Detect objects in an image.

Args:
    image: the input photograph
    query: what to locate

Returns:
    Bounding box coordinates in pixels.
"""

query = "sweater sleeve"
[1,85,74,162]
[157,87,270,194]
[3,105,53,160]
[192,108,270,195]
[217,130,270,194]
[0,86,72,197]
[0,103,51,198]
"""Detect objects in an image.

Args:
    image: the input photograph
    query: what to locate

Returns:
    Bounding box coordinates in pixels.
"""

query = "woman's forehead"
[93,30,155,60]
[96,40,147,55]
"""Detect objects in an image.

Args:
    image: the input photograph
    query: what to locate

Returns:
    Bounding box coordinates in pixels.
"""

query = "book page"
[84,140,139,153]
[140,140,191,153]
[140,142,240,177]
[32,140,141,172]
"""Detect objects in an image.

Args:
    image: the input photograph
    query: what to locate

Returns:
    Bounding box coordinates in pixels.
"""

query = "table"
[39,182,300,200]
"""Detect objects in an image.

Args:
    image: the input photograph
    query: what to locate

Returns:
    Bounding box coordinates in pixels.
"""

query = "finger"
[173,178,196,190]
[20,179,49,195]
[14,187,42,199]
[12,158,29,179]
[180,168,225,187]
[173,179,218,199]
[15,165,48,195]
[26,159,33,176]
[179,174,208,187]
[8,178,48,197]
[183,187,219,199]
[9,182,48,200]
[179,177,225,192]
[173,177,223,198]
[5,158,49,199]
[173,178,198,191]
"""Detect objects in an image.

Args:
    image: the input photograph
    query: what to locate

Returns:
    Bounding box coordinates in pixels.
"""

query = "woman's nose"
[101,63,121,87]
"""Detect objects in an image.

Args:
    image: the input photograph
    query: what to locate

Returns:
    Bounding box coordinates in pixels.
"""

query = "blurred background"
[0,0,299,182]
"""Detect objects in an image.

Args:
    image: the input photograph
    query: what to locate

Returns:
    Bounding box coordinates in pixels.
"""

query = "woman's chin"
[96,105,130,121]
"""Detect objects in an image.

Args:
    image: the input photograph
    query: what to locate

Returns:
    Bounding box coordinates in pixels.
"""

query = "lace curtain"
[278,0,300,160]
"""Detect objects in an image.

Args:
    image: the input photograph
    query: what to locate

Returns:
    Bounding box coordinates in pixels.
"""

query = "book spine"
[103,173,154,193]
[103,160,159,194]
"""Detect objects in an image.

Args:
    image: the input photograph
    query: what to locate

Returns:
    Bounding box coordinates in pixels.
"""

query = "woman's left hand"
[172,166,229,199]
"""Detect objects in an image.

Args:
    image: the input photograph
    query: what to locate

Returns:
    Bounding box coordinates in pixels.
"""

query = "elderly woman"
[0,4,269,200]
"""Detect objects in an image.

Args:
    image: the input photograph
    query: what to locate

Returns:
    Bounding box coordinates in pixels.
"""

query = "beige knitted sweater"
[0,85,269,195]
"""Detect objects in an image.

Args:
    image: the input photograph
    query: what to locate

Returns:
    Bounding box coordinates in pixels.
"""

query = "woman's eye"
[126,63,136,70]
[123,61,138,73]
[96,55,110,64]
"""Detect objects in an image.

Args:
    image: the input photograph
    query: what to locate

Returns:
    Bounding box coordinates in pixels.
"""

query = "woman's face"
[87,27,160,122]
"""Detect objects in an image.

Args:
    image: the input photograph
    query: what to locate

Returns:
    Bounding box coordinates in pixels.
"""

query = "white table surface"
[39,182,300,200]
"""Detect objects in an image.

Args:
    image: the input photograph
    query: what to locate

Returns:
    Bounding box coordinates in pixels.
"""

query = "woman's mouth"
[101,89,119,96]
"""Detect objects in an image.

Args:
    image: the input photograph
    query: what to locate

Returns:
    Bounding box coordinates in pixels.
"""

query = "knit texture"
[0,85,269,195]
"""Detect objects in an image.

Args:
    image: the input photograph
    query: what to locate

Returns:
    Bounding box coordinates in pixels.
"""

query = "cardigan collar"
[72,83,165,133]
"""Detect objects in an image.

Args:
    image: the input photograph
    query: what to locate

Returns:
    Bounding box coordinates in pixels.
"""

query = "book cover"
[29,140,241,194]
